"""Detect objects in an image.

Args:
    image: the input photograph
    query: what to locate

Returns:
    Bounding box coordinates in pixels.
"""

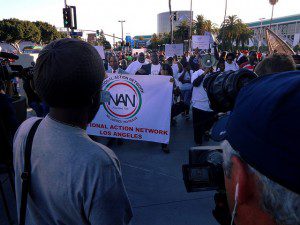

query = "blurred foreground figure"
[216,71,300,225]
[13,39,132,225]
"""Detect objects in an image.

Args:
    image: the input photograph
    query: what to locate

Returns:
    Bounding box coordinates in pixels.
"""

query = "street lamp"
[258,18,266,51]
[269,0,279,28]
[118,20,126,42]
[189,0,193,51]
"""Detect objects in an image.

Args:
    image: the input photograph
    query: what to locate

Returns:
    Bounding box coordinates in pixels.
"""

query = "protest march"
[0,1,300,225]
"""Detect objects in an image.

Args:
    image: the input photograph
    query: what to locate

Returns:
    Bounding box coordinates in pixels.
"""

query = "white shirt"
[125,60,147,75]
[191,69,212,111]
[225,61,239,72]
[150,64,161,75]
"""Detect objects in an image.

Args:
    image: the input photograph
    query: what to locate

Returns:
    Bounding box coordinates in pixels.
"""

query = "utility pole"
[169,0,173,44]
[189,0,193,51]
[258,18,265,51]
[118,20,125,43]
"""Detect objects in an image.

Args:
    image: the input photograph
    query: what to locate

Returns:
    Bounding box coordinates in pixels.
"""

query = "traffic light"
[173,11,178,21]
[63,7,72,28]
[62,6,77,29]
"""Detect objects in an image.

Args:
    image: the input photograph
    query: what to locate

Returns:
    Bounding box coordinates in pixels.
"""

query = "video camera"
[182,69,258,192]
[0,52,37,94]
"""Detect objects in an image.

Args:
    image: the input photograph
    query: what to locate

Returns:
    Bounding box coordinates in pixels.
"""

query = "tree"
[0,18,41,43]
[218,15,253,51]
[0,19,23,43]
[169,0,173,43]
[194,15,205,35]
[18,20,41,43]
[34,21,61,43]
[193,15,218,35]
[174,20,189,43]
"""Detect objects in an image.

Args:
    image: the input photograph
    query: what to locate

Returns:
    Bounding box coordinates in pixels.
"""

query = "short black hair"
[160,63,173,76]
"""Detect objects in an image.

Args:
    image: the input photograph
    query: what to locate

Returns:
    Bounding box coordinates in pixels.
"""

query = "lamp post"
[269,0,278,28]
[118,20,126,43]
[189,0,193,51]
[258,18,266,51]
[169,0,173,44]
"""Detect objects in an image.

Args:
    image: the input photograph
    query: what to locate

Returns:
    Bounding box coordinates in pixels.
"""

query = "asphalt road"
[0,112,219,225]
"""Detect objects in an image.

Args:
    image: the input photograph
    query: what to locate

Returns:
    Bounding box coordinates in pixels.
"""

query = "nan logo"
[103,80,142,120]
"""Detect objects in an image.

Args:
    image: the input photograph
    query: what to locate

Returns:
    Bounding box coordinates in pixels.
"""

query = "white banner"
[165,44,184,58]
[94,46,105,59]
[87,74,173,144]
[132,48,146,55]
[192,35,210,50]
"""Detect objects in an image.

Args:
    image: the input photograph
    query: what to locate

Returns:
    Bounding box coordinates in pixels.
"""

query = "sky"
[0,0,299,42]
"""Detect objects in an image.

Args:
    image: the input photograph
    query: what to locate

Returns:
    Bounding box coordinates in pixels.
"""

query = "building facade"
[247,14,300,48]
[157,11,193,34]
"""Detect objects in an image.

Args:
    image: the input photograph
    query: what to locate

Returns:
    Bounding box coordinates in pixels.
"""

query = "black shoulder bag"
[19,119,42,225]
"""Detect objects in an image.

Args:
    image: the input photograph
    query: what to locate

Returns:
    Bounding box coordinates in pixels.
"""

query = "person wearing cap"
[13,39,132,225]
[214,71,300,225]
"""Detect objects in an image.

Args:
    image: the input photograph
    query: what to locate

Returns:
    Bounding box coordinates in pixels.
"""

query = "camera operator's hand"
[212,192,234,225]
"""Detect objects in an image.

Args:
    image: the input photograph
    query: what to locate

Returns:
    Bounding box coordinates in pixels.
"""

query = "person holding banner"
[137,52,161,75]
[106,55,128,74]
[125,52,147,75]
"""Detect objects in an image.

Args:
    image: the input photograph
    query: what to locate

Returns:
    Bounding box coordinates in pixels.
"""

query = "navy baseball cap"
[212,71,300,194]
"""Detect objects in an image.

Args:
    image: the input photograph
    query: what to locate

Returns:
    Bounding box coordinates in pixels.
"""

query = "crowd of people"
[0,37,299,225]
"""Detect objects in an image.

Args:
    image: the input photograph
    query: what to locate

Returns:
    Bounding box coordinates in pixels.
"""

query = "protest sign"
[132,48,145,55]
[192,35,210,50]
[87,74,173,144]
[94,46,105,59]
[165,44,184,58]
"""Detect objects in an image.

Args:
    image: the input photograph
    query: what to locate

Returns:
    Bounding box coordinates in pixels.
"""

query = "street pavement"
[0,112,219,225]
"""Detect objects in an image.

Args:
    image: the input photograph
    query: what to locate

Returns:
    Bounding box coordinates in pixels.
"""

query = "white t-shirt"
[191,69,212,112]
[150,64,161,75]
[13,116,132,225]
[225,61,239,72]
[125,60,147,75]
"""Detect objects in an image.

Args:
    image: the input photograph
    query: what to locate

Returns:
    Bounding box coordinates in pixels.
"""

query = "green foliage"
[194,15,218,35]
[34,21,61,43]
[0,18,28,43]
[174,20,189,43]
[0,18,67,44]
[218,15,253,51]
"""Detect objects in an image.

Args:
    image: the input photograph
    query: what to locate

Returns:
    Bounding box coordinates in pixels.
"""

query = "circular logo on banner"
[103,80,142,120]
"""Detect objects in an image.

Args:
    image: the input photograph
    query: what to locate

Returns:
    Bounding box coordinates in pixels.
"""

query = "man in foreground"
[13,39,132,225]
[216,71,300,225]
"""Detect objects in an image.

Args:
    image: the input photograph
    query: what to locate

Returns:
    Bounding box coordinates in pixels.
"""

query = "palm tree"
[269,0,279,28]
[174,20,189,43]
